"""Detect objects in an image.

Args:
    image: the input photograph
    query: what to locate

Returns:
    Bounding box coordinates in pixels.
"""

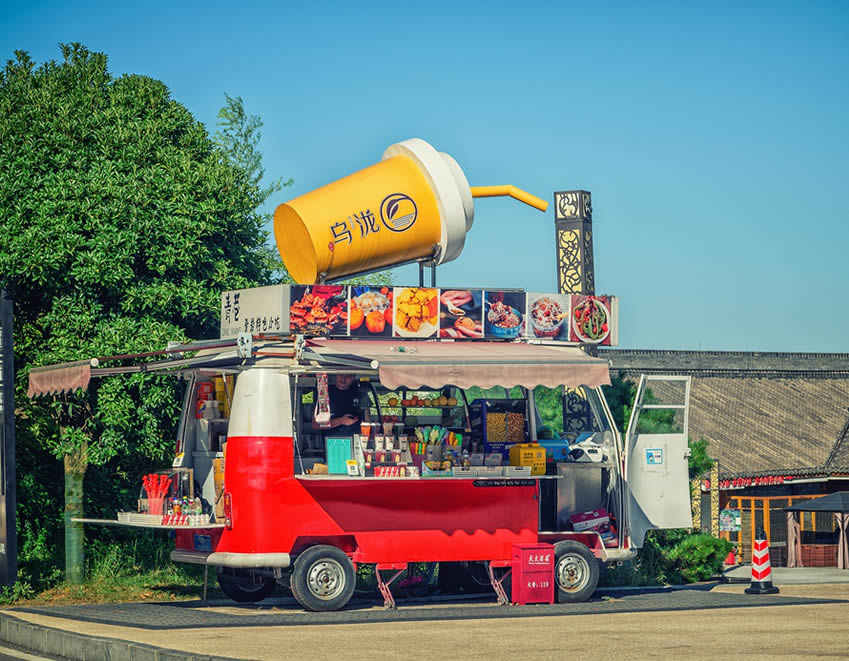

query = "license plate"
[193,534,212,552]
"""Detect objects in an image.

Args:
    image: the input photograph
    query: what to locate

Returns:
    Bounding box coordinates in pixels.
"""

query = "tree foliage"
[687,437,714,478]
[601,372,637,432]
[213,93,295,284]
[0,43,278,586]
[211,92,394,287]
[214,93,292,209]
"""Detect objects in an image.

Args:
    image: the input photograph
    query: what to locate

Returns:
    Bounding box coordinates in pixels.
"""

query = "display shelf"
[71,517,225,529]
[295,474,564,481]
[379,405,463,410]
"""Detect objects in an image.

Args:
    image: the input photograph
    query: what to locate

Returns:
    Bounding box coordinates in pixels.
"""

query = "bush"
[601,530,731,586]
[666,533,732,583]
[0,573,38,604]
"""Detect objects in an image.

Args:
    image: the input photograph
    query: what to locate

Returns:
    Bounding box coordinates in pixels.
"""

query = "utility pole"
[0,290,17,587]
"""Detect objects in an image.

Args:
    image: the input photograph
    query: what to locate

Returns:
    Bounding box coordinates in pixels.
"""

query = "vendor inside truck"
[310,373,369,437]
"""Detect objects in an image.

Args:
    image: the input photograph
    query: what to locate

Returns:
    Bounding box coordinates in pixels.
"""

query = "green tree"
[601,372,637,432]
[687,437,713,479]
[214,92,292,208]
[604,374,714,477]
[211,93,394,287]
[0,44,275,583]
[214,93,294,283]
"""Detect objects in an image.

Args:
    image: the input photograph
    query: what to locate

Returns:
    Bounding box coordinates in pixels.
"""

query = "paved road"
[3,583,848,660]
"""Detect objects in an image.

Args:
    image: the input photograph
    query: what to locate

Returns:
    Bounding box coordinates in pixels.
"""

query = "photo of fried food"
[289,286,348,335]
[394,287,438,337]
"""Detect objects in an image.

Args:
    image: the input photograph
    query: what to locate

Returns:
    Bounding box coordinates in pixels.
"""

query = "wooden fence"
[720,495,838,566]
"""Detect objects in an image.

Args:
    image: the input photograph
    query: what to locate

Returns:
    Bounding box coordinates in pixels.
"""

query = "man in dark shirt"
[312,374,367,437]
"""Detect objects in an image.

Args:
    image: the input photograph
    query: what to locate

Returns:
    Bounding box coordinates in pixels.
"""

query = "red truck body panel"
[177,434,539,563]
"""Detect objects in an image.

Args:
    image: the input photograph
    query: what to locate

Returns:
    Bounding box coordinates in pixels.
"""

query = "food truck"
[30,284,693,611]
[28,140,692,611]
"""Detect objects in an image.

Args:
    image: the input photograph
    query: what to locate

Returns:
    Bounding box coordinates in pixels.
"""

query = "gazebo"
[785,492,849,569]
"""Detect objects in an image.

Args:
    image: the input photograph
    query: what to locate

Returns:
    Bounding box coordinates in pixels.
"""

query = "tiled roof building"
[600,349,849,566]
[600,350,849,486]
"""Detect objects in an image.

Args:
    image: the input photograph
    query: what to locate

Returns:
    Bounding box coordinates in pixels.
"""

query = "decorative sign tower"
[554,191,596,434]
[554,190,594,296]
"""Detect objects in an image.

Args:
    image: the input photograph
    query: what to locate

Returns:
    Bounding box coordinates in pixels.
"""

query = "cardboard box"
[509,443,546,475]
[570,508,610,532]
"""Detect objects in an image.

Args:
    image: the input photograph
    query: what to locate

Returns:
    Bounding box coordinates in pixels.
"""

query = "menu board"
[221,285,618,345]
[439,290,483,338]
[348,286,393,337]
[526,293,571,341]
[484,291,527,340]
[289,285,348,335]
[220,284,290,338]
[569,295,617,345]
[393,287,438,338]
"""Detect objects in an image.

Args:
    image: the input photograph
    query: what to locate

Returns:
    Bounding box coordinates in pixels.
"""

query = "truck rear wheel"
[216,568,276,603]
[553,541,599,603]
[291,545,356,612]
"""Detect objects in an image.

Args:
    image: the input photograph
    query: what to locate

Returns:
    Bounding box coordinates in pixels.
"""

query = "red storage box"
[569,508,609,531]
[511,543,555,605]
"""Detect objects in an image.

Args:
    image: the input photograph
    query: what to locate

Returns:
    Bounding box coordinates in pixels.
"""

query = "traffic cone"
[745,527,779,594]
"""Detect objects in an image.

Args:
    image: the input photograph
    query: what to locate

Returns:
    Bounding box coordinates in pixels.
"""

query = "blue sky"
[3,1,848,352]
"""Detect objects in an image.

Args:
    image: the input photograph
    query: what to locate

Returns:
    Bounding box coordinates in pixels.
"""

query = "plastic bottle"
[202,399,219,420]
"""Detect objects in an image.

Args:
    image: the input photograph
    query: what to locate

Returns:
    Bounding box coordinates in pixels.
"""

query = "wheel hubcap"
[556,554,589,592]
[307,559,346,600]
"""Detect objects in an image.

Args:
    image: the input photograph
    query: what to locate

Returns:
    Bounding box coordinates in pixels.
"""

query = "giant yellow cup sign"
[274,138,547,284]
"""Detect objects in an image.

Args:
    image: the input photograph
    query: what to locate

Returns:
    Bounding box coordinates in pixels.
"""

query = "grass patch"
[15,566,211,606]
[4,534,231,607]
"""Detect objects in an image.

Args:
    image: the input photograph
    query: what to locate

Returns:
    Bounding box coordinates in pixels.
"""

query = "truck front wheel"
[553,541,599,603]
[291,545,356,612]
[216,568,276,603]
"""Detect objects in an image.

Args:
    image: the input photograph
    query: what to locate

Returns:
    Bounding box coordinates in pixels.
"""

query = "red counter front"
[184,433,539,565]
[217,475,539,564]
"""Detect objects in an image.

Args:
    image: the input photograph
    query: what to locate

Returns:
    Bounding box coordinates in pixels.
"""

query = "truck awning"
[306,339,611,390]
[27,361,92,398]
[26,339,250,397]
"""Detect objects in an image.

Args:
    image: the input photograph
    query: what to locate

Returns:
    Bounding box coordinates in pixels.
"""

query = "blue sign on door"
[646,448,664,465]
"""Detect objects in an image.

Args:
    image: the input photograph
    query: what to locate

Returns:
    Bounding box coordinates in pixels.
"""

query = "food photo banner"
[220,285,618,346]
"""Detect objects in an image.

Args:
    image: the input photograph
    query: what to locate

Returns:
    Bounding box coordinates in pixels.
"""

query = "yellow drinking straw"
[470,186,549,212]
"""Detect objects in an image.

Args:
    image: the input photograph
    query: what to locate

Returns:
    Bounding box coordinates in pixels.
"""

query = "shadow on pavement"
[12,583,846,630]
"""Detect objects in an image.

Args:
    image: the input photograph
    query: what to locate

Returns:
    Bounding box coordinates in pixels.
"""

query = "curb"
[0,612,248,661]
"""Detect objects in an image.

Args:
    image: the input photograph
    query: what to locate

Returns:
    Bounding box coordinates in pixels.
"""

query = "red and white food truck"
[31,284,693,611]
[29,137,695,611]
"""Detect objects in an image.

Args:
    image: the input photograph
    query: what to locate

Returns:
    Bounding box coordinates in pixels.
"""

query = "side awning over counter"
[26,339,254,397]
[306,339,611,390]
[27,361,92,397]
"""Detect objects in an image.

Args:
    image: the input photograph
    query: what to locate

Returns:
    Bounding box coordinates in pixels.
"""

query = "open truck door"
[624,375,692,547]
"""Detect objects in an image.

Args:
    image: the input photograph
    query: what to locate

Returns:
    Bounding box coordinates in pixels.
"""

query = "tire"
[553,541,600,603]
[216,568,276,603]
[291,545,356,612]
